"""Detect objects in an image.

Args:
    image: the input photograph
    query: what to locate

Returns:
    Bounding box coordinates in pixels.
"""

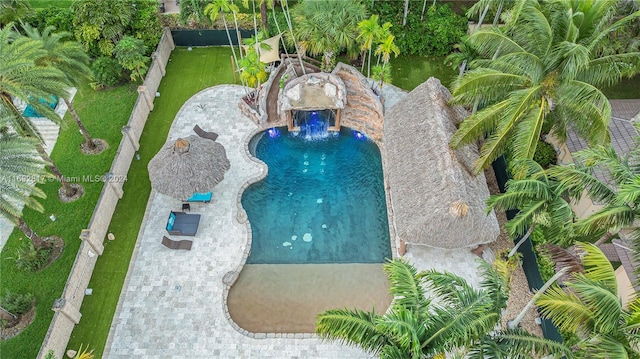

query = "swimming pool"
[242,126,391,264]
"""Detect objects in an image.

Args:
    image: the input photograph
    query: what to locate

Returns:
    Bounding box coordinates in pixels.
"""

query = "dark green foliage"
[530,228,556,282]
[10,240,51,272]
[533,140,557,169]
[23,6,74,33]
[91,56,125,89]
[131,0,163,54]
[0,290,34,316]
[368,1,467,56]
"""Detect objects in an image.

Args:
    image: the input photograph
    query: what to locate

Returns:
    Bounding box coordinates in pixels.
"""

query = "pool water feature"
[242,126,391,264]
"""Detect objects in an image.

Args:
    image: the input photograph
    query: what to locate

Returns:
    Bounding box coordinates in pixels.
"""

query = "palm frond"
[316,308,387,354]
[383,259,428,313]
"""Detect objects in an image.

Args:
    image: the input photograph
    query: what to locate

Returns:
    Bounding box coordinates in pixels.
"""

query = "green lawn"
[0,83,137,359]
[66,47,236,358]
[602,75,640,99]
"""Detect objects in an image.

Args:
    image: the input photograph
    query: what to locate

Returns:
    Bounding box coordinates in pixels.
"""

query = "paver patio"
[104,84,481,358]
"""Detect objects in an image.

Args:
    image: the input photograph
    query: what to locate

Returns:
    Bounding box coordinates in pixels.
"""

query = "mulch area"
[484,168,544,336]
[58,183,85,203]
[0,304,36,341]
[80,139,108,155]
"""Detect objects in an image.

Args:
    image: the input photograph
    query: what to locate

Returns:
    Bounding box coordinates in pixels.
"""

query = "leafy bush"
[24,7,75,33]
[10,240,51,272]
[91,57,125,89]
[530,227,556,283]
[1,291,34,316]
[369,1,467,56]
[533,140,557,168]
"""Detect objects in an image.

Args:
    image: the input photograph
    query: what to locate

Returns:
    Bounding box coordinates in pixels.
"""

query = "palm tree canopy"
[317,259,570,358]
[537,242,640,357]
[289,0,367,59]
[547,142,640,244]
[21,23,91,88]
[450,0,640,172]
[204,0,240,22]
[0,24,69,140]
[487,159,575,244]
[0,123,52,225]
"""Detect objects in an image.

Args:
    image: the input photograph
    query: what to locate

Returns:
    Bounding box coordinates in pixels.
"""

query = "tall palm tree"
[449,0,640,173]
[21,24,97,152]
[205,0,242,80]
[537,242,640,357]
[0,124,54,249]
[290,0,367,70]
[486,159,575,257]
[547,143,640,247]
[357,15,392,79]
[372,34,399,90]
[317,259,571,358]
[0,25,80,199]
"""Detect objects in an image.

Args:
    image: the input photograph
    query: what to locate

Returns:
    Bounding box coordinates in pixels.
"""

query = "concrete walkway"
[104,85,482,358]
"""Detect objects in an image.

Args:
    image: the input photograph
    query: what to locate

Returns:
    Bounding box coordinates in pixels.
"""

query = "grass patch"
[0,83,137,358]
[602,75,640,99]
[66,47,235,358]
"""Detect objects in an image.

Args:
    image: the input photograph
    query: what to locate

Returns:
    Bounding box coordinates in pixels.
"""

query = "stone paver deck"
[104,85,481,358]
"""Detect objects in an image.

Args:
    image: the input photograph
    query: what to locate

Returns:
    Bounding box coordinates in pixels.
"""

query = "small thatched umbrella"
[148,135,230,200]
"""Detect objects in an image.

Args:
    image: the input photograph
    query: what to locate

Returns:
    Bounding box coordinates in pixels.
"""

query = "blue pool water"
[242,127,391,264]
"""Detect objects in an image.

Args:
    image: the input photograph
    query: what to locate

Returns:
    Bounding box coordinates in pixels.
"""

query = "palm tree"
[0,25,80,199]
[373,34,399,90]
[317,259,571,358]
[547,143,640,247]
[357,15,392,79]
[449,0,640,173]
[290,0,367,71]
[21,24,98,152]
[205,0,242,80]
[537,242,640,357]
[0,0,33,26]
[486,159,575,257]
[0,126,54,249]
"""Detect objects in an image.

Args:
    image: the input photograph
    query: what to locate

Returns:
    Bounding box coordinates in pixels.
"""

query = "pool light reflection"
[354,130,366,140]
[267,128,280,138]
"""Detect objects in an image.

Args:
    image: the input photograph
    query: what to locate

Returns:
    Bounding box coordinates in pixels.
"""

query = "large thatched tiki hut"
[383,78,499,251]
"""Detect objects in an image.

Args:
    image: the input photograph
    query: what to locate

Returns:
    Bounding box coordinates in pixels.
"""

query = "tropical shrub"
[24,7,74,33]
[10,240,51,272]
[533,140,557,168]
[91,56,125,89]
[369,1,467,56]
[114,36,149,82]
[0,291,34,316]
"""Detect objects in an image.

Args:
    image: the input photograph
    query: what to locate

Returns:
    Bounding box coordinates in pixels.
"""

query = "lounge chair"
[194,124,218,141]
[186,192,212,203]
[166,211,201,236]
[162,236,192,250]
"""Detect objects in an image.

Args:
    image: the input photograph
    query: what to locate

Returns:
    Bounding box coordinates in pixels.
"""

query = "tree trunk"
[402,0,410,26]
[260,1,268,31]
[281,0,306,75]
[493,0,504,26]
[508,267,569,329]
[36,144,77,198]
[64,98,95,150]
[458,4,491,76]
[595,231,614,246]
[508,223,536,258]
[16,217,46,249]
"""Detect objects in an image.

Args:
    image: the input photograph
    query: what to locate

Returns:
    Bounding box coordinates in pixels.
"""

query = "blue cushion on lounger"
[167,213,176,230]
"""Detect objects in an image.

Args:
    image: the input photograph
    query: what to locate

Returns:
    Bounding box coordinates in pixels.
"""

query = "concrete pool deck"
[103,84,481,358]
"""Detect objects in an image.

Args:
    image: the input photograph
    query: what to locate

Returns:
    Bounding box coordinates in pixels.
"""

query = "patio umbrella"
[148,135,230,200]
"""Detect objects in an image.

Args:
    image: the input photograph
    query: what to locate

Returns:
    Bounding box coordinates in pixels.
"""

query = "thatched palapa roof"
[384,78,499,249]
[148,135,230,200]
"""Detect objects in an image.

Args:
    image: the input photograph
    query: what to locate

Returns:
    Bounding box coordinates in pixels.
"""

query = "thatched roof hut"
[148,136,230,200]
[383,78,499,249]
